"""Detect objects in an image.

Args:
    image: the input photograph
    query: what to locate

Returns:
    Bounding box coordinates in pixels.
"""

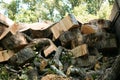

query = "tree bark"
[100,54,120,80]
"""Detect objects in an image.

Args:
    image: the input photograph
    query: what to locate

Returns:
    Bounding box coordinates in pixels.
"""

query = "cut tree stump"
[51,14,80,39]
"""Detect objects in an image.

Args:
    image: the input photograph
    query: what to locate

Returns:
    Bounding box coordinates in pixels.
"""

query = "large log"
[9,47,35,66]
[59,28,83,49]
[27,38,57,57]
[51,14,80,39]
[96,38,117,50]
[70,28,83,48]
[0,13,15,40]
[81,24,97,34]
[59,31,75,49]
[95,33,117,54]
[18,21,53,39]
[1,32,28,50]
[81,19,111,35]
[1,20,53,40]
[89,19,111,29]
[71,44,88,58]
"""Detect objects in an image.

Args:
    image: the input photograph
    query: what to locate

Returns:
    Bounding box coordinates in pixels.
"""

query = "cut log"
[89,19,111,29]
[81,19,111,35]
[0,13,14,27]
[96,38,118,54]
[71,44,88,58]
[59,31,75,49]
[70,28,83,48]
[29,29,52,38]
[27,38,57,57]
[19,21,53,32]
[0,23,10,40]
[81,23,104,35]
[95,33,117,54]
[18,21,53,39]
[83,32,105,47]
[44,39,57,57]
[0,50,14,62]
[9,47,35,66]
[72,56,97,68]
[51,14,80,39]
[81,24,97,34]
[59,28,83,49]
[1,32,28,50]
[0,13,16,40]
[0,51,4,62]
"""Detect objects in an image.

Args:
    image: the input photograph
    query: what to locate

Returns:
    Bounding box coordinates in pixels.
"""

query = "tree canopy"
[0,0,114,23]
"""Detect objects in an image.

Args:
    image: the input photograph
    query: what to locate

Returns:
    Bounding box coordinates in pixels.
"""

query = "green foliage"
[0,0,114,23]
[7,1,18,20]
[97,0,113,19]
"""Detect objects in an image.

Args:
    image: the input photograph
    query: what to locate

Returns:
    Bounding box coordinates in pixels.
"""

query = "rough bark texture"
[9,47,35,66]
[100,54,120,80]
[1,32,28,50]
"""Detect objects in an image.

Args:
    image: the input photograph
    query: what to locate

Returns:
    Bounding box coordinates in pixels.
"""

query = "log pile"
[0,13,119,80]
